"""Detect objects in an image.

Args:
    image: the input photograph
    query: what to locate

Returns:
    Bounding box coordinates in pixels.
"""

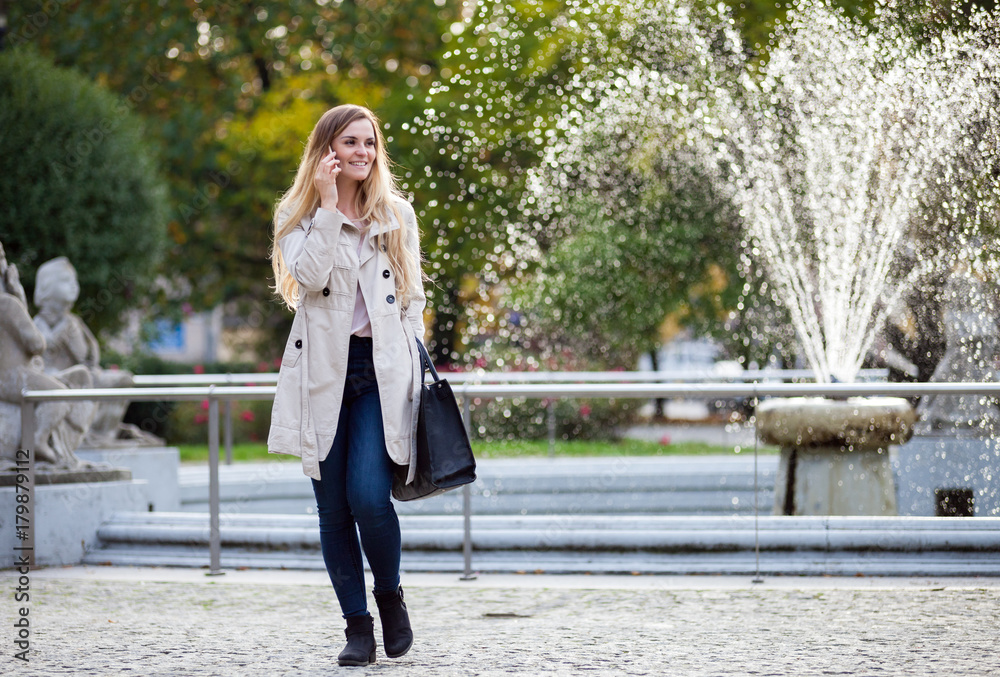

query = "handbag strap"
[415,339,440,384]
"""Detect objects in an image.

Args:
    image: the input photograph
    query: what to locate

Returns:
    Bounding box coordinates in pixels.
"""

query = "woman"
[268,104,426,666]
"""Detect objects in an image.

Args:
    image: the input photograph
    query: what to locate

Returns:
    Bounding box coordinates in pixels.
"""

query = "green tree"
[409,0,590,364]
[9,0,458,349]
[0,47,168,334]
[720,0,876,50]
[424,0,748,366]
[10,0,988,364]
[515,197,736,368]
[448,0,999,372]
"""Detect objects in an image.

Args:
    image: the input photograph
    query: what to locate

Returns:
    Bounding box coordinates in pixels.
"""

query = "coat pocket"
[327,264,354,296]
[281,337,303,368]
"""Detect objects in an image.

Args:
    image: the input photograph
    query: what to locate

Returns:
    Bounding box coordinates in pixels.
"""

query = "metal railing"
[130,368,889,463]
[131,367,889,386]
[18,379,1000,575]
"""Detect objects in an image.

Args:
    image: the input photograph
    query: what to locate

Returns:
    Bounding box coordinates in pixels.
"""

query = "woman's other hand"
[316,145,341,211]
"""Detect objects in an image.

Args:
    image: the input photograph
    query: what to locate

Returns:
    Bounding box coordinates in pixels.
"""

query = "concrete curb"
[92,511,1000,552]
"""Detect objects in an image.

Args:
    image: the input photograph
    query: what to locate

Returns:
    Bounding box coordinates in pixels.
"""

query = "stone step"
[80,545,1000,576]
[83,512,1000,575]
[179,490,774,516]
[177,455,779,516]
[92,512,1000,552]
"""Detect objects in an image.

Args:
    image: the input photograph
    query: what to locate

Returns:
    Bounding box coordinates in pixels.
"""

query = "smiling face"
[331,118,377,184]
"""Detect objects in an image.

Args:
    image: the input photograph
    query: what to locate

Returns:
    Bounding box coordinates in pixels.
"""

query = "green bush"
[0,47,168,336]
[107,353,181,443]
[167,399,272,446]
[456,341,640,442]
[109,345,640,446]
[468,396,639,442]
[102,352,273,444]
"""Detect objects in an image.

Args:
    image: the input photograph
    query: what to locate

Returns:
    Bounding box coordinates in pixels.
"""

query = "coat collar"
[358,209,402,267]
[303,205,402,267]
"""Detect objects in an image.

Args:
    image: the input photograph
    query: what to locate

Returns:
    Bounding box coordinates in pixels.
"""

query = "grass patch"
[177,438,776,464]
[472,438,766,458]
[177,443,286,464]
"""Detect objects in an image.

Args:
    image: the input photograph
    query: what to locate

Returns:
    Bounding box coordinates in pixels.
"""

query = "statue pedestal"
[0,479,148,567]
[0,447,179,567]
[0,467,131,485]
[77,447,180,512]
[757,397,915,516]
[897,433,1000,516]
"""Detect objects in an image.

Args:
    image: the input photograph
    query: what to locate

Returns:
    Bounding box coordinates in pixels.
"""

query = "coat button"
[380,244,387,252]
[295,339,302,349]
[382,269,391,279]
[322,287,330,296]
[386,294,395,304]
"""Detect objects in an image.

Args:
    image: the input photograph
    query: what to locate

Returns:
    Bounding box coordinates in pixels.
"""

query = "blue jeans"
[312,336,401,618]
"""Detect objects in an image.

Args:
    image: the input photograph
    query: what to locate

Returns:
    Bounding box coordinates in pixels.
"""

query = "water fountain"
[726,5,1000,515]
[512,0,1000,515]
[724,5,1000,515]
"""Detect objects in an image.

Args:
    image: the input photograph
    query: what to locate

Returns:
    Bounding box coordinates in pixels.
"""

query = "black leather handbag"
[391,340,477,501]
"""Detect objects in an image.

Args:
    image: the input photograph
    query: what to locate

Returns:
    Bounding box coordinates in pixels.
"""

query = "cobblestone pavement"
[2,567,999,676]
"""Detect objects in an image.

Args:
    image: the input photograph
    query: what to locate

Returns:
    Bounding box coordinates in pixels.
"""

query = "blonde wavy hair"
[270,104,420,311]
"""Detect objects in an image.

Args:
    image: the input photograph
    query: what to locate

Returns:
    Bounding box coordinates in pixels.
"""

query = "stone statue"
[0,244,96,468]
[915,267,1000,433]
[31,257,144,447]
[33,257,101,371]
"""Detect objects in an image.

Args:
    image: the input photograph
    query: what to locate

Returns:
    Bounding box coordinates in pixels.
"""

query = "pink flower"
[200,400,209,411]
[193,413,208,425]
[579,404,592,418]
[194,364,205,374]
[240,410,255,422]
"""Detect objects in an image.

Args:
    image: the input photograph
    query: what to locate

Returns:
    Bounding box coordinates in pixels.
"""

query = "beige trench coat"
[266,198,426,482]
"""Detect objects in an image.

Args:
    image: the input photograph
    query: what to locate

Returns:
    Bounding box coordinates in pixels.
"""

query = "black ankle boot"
[338,614,377,667]
[373,586,413,658]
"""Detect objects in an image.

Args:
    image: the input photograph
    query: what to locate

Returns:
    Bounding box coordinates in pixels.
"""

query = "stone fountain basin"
[756,397,916,449]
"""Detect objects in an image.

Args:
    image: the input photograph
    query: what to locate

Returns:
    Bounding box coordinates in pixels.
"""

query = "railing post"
[460,393,476,581]
[19,399,36,569]
[223,399,233,465]
[462,395,472,440]
[207,390,224,576]
[547,400,556,458]
[751,384,764,585]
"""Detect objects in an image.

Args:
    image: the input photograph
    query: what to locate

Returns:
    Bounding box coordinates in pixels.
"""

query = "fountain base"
[897,432,1000,517]
[757,397,915,516]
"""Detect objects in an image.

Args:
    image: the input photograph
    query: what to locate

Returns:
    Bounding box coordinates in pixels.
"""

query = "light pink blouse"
[350,221,372,337]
